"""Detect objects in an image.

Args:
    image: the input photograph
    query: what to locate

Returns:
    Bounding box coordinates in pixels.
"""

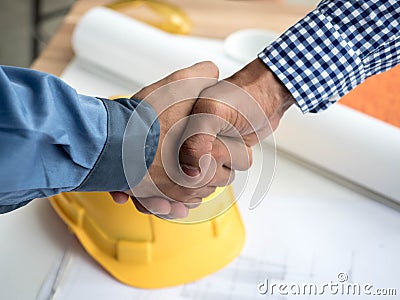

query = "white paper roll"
[72,7,241,86]
[272,104,400,202]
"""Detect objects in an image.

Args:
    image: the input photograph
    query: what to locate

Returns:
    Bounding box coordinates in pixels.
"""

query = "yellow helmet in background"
[50,186,245,288]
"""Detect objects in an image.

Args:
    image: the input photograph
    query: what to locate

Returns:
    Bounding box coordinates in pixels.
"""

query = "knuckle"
[193,98,220,115]
[211,144,226,162]
[170,71,186,81]
[180,142,201,160]
[182,134,213,155]
[200,61,219,78]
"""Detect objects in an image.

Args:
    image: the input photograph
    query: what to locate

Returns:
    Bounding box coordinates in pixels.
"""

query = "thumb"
[179,131,215,177]
[179,99,235,177]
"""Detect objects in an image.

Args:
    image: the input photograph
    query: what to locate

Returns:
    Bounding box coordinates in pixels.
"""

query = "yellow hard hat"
[106,0,192,35]
[50,186,245,288]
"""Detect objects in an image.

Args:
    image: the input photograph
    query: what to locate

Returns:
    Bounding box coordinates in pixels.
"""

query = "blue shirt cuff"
[0,200,32,214]
[74,97,160,192]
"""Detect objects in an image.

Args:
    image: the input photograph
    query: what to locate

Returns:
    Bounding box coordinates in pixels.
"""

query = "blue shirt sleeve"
[258,0,400,113]
[0,66,159,213]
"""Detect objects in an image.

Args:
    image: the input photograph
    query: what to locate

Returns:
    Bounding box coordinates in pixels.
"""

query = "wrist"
[227,58,295,130]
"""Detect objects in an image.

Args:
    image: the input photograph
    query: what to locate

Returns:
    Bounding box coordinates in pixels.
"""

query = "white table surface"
[1,146,399,299]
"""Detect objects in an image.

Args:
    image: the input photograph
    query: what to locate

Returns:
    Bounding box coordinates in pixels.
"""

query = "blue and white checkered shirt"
[258,0,400,113]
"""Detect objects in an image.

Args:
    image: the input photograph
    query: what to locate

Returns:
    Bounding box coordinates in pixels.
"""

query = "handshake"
[111,59,295,219]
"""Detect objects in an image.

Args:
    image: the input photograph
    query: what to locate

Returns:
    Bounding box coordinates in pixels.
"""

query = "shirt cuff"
[0,200,32,214]
[258,6,365,113]
[75,98,160,192]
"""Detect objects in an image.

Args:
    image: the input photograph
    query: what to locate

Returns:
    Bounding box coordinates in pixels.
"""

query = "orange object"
[340,65,400,128]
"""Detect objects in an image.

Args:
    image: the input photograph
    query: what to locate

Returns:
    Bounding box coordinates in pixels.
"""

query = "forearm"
[258,0,400,113]
[0,66,159,212]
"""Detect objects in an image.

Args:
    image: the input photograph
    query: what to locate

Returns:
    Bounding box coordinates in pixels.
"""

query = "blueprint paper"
[42,147,400,300]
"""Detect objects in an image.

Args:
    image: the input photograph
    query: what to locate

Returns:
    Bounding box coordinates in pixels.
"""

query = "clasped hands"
[111,59,295,219]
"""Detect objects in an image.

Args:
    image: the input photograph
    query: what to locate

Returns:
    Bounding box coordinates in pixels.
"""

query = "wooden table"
[32,0,400,127]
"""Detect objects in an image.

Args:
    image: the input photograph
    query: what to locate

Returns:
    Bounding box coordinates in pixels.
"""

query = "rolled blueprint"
[72,6,240,86]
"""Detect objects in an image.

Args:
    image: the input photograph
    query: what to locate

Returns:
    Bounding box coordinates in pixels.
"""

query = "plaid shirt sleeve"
[258,0,400,113]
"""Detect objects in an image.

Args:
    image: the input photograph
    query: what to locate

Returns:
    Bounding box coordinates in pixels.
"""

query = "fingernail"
[181,164,200,177]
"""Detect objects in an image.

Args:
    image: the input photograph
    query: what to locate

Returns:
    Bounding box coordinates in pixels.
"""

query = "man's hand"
[180,58,295,174]
[111,61,234,219]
